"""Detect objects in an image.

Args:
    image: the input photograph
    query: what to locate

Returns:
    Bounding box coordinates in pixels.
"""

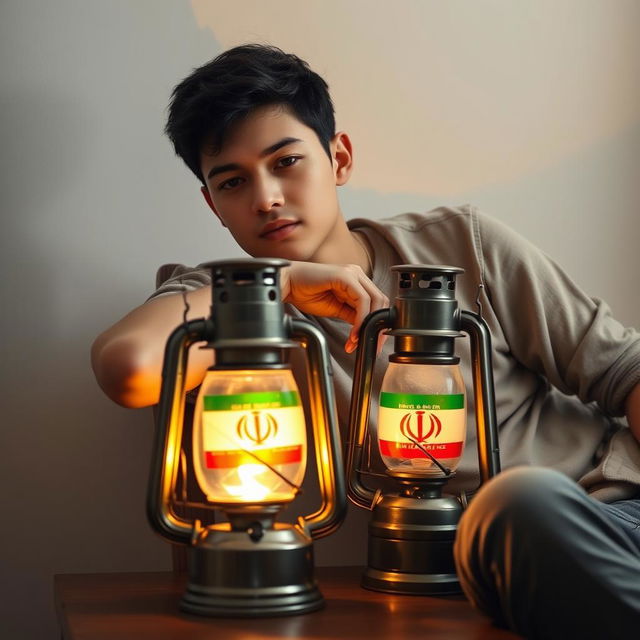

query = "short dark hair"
[165,44,336,184]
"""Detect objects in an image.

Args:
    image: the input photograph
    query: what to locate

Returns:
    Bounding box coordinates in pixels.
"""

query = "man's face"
[200,105,350,262]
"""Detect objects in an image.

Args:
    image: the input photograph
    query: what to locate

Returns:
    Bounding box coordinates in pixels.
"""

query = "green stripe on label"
[204,390,301,411]
[379,392,464,410]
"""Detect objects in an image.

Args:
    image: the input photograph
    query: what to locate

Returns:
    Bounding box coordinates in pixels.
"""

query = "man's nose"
[252,173,284,214]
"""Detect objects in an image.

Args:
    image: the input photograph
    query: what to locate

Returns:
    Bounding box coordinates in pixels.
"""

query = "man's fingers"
[377,332,388,356]
[285,261,390,354]
[280,265,292,301]
[340,268,390,352]
[352,270,389,331]
[357,270,389,312]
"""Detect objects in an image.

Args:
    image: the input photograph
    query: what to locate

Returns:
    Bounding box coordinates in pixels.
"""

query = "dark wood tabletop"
[54,566,518,639]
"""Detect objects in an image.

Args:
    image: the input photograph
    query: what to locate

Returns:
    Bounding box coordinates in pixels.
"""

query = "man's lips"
[259,220,301,240]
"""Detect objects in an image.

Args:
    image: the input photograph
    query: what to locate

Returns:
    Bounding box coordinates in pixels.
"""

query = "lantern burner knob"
[224,504,281,532]
[389,473,454,499]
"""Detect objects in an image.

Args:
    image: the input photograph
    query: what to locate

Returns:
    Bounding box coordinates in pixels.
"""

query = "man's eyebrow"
[206,137,303,181]
[260,137,303,157]
[207,162,240,180]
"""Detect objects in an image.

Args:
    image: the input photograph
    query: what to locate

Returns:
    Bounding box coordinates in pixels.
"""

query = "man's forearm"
[625,381,640,443]
[91,286,213,408]
[92,261,388,409]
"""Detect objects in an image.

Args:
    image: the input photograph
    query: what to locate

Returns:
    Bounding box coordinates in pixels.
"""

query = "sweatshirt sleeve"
[475,209,640,417]
[146,264,211,300]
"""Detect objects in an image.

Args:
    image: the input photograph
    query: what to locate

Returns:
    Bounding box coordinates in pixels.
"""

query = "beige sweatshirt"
[151,206,640,502]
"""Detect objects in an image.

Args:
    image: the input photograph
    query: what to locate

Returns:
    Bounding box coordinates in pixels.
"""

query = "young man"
[92,45,640,636]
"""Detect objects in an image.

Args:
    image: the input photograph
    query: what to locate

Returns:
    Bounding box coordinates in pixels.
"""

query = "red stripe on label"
[379,440,463,459]
[205,445,303,469]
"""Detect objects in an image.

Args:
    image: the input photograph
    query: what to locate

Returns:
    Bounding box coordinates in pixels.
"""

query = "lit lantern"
[346,265,501,594]
[193,369,307,507]
[147,259,346,617]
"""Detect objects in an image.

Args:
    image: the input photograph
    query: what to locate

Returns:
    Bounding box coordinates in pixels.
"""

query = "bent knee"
[455,467,583,557]
[453,467,580,619]
[466,466,577,519]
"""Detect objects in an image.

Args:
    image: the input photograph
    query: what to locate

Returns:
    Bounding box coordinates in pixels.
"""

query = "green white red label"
[202,391,305,469]
[378,392,465,459]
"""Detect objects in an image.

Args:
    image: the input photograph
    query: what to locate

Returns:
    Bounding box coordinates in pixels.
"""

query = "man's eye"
[219,177,243,191]
[276,156,301,168]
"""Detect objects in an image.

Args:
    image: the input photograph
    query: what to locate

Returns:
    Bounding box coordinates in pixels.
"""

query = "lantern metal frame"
[147,259,347,617]
[346,264,501,595]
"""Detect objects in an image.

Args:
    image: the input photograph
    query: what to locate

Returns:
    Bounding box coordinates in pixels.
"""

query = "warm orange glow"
[193,369,307,504]
[223,464,272,502]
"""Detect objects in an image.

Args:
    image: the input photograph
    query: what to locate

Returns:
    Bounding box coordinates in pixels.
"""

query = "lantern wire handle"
[475,283,484,320]
[356,470,391,480]
[402,433,452,476]
[235,445,303,496]
[365,427,373,470]
[180,277,191,325]
[179,449,188,502]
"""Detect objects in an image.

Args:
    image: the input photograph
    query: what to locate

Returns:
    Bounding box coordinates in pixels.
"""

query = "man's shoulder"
[349,204,476,234]
[149,262,211,300]
[350,205,528,255]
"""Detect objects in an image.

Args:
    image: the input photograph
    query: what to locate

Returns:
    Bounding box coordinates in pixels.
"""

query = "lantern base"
[363,480,463,596]
[180,522,323,617]
[362,567,460,596]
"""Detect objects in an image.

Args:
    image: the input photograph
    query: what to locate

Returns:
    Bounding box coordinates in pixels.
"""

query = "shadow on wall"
[0,2,220,639]
[0,83,168,640]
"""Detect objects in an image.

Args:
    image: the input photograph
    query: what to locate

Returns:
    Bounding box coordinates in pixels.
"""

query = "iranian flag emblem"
[378,392,465,459]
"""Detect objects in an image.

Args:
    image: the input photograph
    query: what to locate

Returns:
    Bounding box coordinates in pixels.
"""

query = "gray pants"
[453,467,640,638]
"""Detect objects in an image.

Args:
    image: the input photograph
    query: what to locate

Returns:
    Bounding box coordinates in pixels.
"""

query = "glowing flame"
[223,464,271,502]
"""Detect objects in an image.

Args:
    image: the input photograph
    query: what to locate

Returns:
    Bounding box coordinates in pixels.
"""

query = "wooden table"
[54,566,518,639]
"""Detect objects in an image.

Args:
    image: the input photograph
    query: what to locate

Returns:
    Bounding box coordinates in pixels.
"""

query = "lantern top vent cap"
[201,258,290,271]
[391,265,464,275]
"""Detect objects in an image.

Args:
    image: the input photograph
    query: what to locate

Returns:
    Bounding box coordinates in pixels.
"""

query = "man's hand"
[281,261,389,353]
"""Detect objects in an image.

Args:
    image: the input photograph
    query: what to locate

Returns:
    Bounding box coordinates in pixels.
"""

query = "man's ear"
[200,186,227,228]
[331,131,353,186]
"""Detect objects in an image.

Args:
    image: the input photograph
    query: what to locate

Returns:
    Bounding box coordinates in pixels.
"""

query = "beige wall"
[196,0,640,195]
[1,1,638,637]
